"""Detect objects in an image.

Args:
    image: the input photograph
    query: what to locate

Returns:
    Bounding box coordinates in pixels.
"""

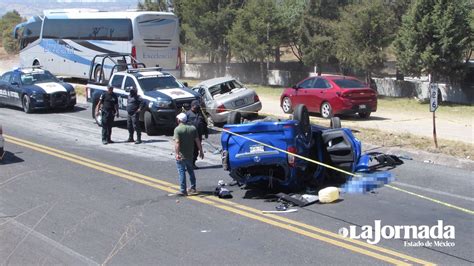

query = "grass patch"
[351,126,473,160]
[377,97,474,118]
[74,84,86,97]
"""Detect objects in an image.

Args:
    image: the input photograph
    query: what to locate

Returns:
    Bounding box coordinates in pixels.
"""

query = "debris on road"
[318,187,339,203]
[262,209,298,214]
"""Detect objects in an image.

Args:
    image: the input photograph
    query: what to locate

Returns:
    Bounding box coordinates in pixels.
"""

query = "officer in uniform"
[95,85,119,145]
[126,88,145,144]
[185,100,208,169]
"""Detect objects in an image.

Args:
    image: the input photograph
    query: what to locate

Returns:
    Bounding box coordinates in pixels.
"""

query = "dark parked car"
[0,67,76,113]
[280,75,377,119]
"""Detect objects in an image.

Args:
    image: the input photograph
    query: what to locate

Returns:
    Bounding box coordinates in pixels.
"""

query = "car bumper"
[336,101,377,115]
[31,95,76,109]
[150,108,179,128]
[213,101,262,123]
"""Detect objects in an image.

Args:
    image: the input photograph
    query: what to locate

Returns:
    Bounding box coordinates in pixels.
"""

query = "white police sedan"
[0,67,76,113]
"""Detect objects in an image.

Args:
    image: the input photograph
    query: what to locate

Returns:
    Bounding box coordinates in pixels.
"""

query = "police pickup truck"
[85,54,199,135]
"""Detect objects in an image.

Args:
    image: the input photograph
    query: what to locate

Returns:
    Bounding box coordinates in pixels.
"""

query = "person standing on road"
[174,113,204,196]
[126,88,145,144]
[96,85,119,145]
[186,100,208,169]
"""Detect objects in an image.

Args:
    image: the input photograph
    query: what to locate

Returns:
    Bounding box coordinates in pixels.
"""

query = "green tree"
[298,0,341,75]
[336,0,395,82]
[0,10,22,54]
[174,0,244,74]
[276,0,306,63]
[394,0,472,81]
[137,0,168,11]
[227,0,283,83]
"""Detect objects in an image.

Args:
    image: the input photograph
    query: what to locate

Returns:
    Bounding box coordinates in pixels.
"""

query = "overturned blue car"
[220,105,395,191]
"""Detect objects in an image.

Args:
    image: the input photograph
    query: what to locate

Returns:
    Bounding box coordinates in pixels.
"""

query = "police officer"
[127,88,145,144]
[186,100,208,169]
[95,85,119,145]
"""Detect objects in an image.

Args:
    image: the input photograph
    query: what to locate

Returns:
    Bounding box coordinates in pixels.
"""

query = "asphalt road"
[0,103,473,265]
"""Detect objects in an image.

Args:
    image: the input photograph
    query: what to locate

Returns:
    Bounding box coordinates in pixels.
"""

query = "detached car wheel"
[320,102,333,119]
[293,104,311,139]
[227,111,242,124]
[22,95,33,113]
[282,97,293,114]
[358,112,371,119]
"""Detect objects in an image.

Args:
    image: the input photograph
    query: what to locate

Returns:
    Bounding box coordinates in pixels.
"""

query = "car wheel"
[320,102,333,119]
[293,104,311,138]
[22,95,33,113]
[227,111,242,124]
[206,114,215,128]
[358,112,371,119]
[282,97,293,114]
[330,117,341,128]
[144,111,159,136]
[94,65,104,83]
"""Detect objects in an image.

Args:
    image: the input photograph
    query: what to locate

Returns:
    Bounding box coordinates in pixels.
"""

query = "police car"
[86,67,200,135]
[0,67,76,113]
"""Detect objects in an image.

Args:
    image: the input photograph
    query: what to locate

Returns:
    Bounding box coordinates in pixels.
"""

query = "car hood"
[143,87,198,101]
[28,82,69,94]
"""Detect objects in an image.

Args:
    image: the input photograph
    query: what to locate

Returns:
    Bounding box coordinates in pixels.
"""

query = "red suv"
[280,75,377,118]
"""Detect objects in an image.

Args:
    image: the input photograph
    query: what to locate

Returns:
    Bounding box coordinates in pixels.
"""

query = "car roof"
[13,67,47,75]
[195,77,236,88]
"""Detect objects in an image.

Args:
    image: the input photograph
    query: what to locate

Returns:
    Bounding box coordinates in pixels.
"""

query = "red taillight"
[287,146,296,167]
[217,104,226,113]
[254,94,260,102]
[131,46,137,68]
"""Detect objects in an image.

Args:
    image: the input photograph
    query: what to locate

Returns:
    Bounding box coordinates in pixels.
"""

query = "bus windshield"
[138,76,183,91]
[21,71,58,85]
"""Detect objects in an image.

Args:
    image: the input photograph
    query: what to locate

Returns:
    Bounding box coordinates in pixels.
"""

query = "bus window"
[17,16,42,49]
[43,18,133,41]
[136,15,177,41]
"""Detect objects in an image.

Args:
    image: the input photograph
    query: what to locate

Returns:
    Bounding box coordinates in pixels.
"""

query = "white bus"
[14,9,181,79]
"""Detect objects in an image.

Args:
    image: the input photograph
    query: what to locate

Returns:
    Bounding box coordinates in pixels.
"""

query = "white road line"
[1,213,99,266]
[392,181,474,202]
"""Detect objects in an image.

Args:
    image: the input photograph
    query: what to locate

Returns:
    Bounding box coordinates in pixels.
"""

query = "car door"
[110,74,126,116]
[311,78,332,111]
[293,77,316,110]
[9,72,23,107]
[0,72,12,105]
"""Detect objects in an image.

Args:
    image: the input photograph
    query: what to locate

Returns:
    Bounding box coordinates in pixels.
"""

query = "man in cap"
[95,85,119,145]
[185,100,208,169]
[173,112,204,196]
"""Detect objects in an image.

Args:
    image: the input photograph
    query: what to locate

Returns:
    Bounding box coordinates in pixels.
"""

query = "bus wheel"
[33,60,40,66]
[94,65,104,83]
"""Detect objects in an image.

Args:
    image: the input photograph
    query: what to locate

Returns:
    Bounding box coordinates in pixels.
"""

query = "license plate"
[249,145,264,153]
[234,99,245,106]
[359,104,366,109]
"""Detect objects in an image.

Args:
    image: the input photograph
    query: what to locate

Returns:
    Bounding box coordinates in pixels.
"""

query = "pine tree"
[394,0,472,81]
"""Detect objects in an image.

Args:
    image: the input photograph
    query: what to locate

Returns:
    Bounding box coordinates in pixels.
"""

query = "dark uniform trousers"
[101,110,115,142]
[127,112,141,139]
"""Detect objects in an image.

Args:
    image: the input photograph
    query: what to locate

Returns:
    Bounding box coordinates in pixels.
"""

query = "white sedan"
[192,77,262,125]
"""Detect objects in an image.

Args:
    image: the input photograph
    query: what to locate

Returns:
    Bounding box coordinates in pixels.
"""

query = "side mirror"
[11,81,19,86]
[125,86,133,92]
[292,84,299,90]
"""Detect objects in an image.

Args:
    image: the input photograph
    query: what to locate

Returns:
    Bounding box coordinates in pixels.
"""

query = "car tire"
[293,104,311,138]
[282,97,293,114]
[144,111,159,136]
[358,112,371,119]
[227,111,242,124]
[320,102,333,119]
[206,114,215,128]
[330,117,341,128]
[33,60,40,66]
[22,94,33,113]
